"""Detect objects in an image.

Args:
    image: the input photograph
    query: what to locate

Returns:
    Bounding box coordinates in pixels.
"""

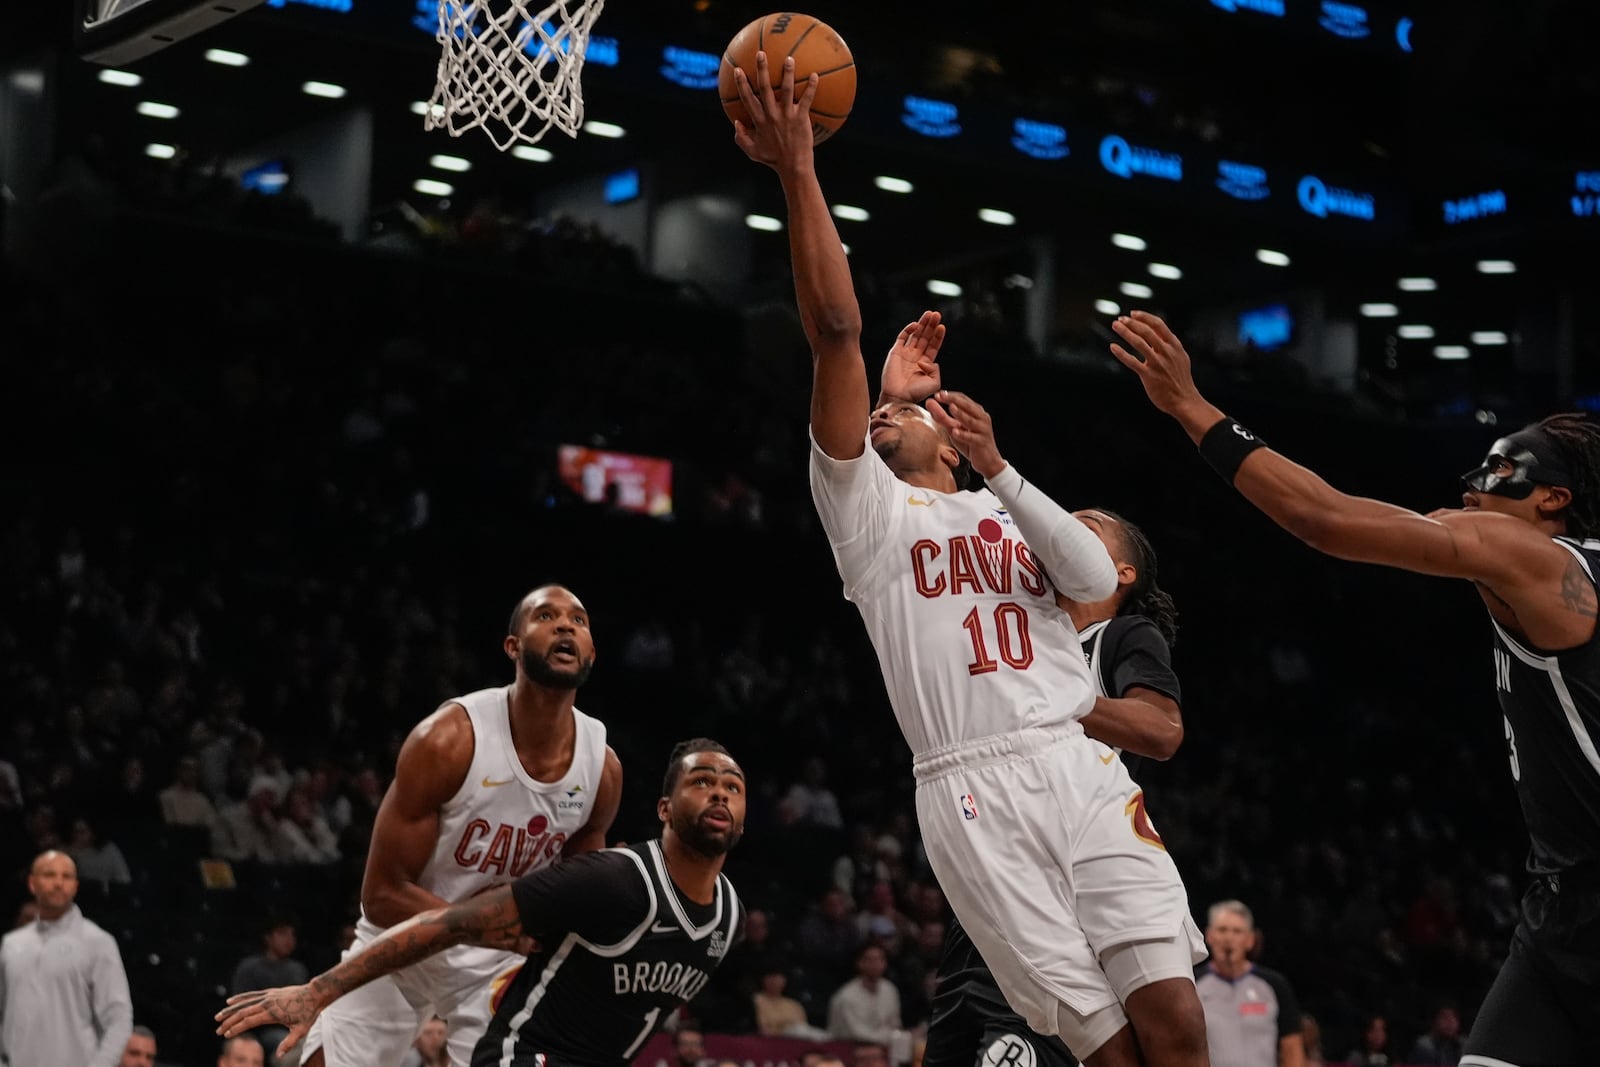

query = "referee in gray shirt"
[1194,900,1304,1067]
[0,850,133,1067]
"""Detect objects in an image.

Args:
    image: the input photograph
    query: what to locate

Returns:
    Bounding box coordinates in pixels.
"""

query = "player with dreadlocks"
[1111,309,1600,1067]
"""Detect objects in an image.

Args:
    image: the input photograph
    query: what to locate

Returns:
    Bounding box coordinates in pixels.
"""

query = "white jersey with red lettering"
[808,435,1098,758]
[302,686,608,1067]
[810,435,1203,1056]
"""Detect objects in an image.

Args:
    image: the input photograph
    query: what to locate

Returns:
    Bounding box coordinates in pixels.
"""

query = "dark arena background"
[4,1,1600,1065]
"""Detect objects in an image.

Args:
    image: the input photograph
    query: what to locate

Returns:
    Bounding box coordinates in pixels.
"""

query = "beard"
[520,645,594,690]
[673,806,742,857]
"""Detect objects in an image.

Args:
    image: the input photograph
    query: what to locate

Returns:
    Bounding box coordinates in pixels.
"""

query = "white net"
[427,0,608,151]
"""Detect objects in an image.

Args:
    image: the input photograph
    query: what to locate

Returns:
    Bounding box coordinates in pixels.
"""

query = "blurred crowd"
[0,156,1538,1067]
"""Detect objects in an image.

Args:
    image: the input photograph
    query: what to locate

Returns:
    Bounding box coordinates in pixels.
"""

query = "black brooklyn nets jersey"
[1488,537,1600,874]
[472,840,743,1067]
[1077,614,1183,781]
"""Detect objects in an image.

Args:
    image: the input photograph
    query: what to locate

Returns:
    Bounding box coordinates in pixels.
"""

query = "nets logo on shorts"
[959,793,978,820]
[982,1035,1036,1067]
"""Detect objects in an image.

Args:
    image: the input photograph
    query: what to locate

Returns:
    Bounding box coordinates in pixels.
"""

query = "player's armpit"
[1080,688,1183,761]
[565,747,623,854]
[360,704,475,928]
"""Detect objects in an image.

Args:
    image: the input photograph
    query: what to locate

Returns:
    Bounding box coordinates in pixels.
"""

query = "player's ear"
[1117,562,1138,590]
[1537,484,1574,522]
[503,634,519,661]
[656,795,670,826]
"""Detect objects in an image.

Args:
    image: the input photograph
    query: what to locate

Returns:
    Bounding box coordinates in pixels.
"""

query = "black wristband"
[1198,417,1266,484]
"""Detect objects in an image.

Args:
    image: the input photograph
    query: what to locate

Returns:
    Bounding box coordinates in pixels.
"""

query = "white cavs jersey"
[306,687,609,1067]
[808,436,1099,757]
[419,685,608,906]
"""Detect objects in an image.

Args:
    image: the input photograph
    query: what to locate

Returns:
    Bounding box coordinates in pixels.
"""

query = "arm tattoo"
[1560,555,1599,619]
[313,888,523,1002]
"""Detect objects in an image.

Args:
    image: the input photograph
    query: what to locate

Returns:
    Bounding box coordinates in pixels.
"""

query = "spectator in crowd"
[855,882,913,958]
[1405,1004,1464,1065]
[119,1025,158,1067]
[673,1027,709,1067]
[213,781,280,863]
[158,755,218,830]
[834,826,891,903]
[270,787,339,864]
[218,1035,265,1067]
[1195,900,1304,1067]
[68,816,133,888]
[754,964,811,1037]
[795,888,863,995]
[229,917,307,1063]
[0,851,133,1067]
[784,758,843,829]
[1301,1014,1326,1066]
[399,1016,448,1067]
[1343,1014,1391,1067]
[827,945,903,1049]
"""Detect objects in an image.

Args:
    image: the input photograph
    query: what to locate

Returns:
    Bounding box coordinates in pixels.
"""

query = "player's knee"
[1102,938,1207,1061]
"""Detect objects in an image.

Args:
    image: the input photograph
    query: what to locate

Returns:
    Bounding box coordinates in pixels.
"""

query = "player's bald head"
[507,584,584,635]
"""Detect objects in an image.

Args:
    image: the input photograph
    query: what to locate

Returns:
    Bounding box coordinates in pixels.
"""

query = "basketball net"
[427,0,607,151]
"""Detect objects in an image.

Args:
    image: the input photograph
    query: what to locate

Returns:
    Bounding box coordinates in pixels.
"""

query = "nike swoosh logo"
[1098,752,1116,765]
[907,495,935,507]
[650,922,677,934]
[482,776,516,788]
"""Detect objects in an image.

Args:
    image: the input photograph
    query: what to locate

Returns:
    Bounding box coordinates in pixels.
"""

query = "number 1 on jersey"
[962,602,1035,675]
[622,1006,662,1058]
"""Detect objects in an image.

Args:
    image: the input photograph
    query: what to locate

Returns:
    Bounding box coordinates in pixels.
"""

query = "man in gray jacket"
[0,850,133,1066]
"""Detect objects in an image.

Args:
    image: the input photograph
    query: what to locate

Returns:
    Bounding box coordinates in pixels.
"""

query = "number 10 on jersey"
[962,603,1036,675]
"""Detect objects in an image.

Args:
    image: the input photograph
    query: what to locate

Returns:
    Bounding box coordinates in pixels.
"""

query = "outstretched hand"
[731,52,819,172]
[1109,311,1213,425]
[215,985,323,1059]
[881,310,946,402]
[926,390,1005,479]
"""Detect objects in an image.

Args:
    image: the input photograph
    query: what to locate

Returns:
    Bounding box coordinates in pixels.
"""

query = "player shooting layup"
[731,54,1208,1067]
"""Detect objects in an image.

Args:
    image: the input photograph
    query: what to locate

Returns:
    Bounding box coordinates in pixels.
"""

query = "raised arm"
[563,745,622,855]
[929,390,1116,601]
[732,52,868,459]
[360,705,473,927]
[1111,312,1589,645]
[216,887,523,1057]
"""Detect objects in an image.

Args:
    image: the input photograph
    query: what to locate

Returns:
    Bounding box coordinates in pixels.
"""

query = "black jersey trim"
[646,840,724,939]
[1489,619,1600,776]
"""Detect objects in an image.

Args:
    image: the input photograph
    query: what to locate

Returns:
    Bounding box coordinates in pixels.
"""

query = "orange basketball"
[718,12,856,145]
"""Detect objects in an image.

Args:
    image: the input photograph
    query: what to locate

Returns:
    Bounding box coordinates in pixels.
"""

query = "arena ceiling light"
[98,69,142,87]
[413,178,454,197]
[1359,302,1399,317]
[411,101,446,120]
[1094,299,1121,316]
[744,214,783,232]
[1119,281,1154,299]
[429,154,471,173]
[927,280,963,297]
[1111,233,1147,251]
[841,243,851,256]
[584,121,626,138]
[511,145,553,162]
[1434,345,1470,360]
[302,81,347,99]
[1397,276,1437,291]
[1477,259,1517,274]
[205,48,250,66]
[1256,248,1291,267]
[144,143,177,159]
[978,208,1016,226]
[1397,324,1435,339]
[830,204,870,222]
[1471,331,1510,345]
[136,101,179,119]
[874,175,914,193]
[1147,263,1182,280]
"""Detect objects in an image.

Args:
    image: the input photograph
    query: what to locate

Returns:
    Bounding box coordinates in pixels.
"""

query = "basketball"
[718,13,856,144]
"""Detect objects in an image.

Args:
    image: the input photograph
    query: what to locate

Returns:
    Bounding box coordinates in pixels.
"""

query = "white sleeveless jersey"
[416,685,608,908]
[809,436,1098,758]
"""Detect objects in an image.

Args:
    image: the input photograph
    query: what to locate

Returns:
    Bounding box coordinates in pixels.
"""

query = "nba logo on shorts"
[959,793,978,820]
